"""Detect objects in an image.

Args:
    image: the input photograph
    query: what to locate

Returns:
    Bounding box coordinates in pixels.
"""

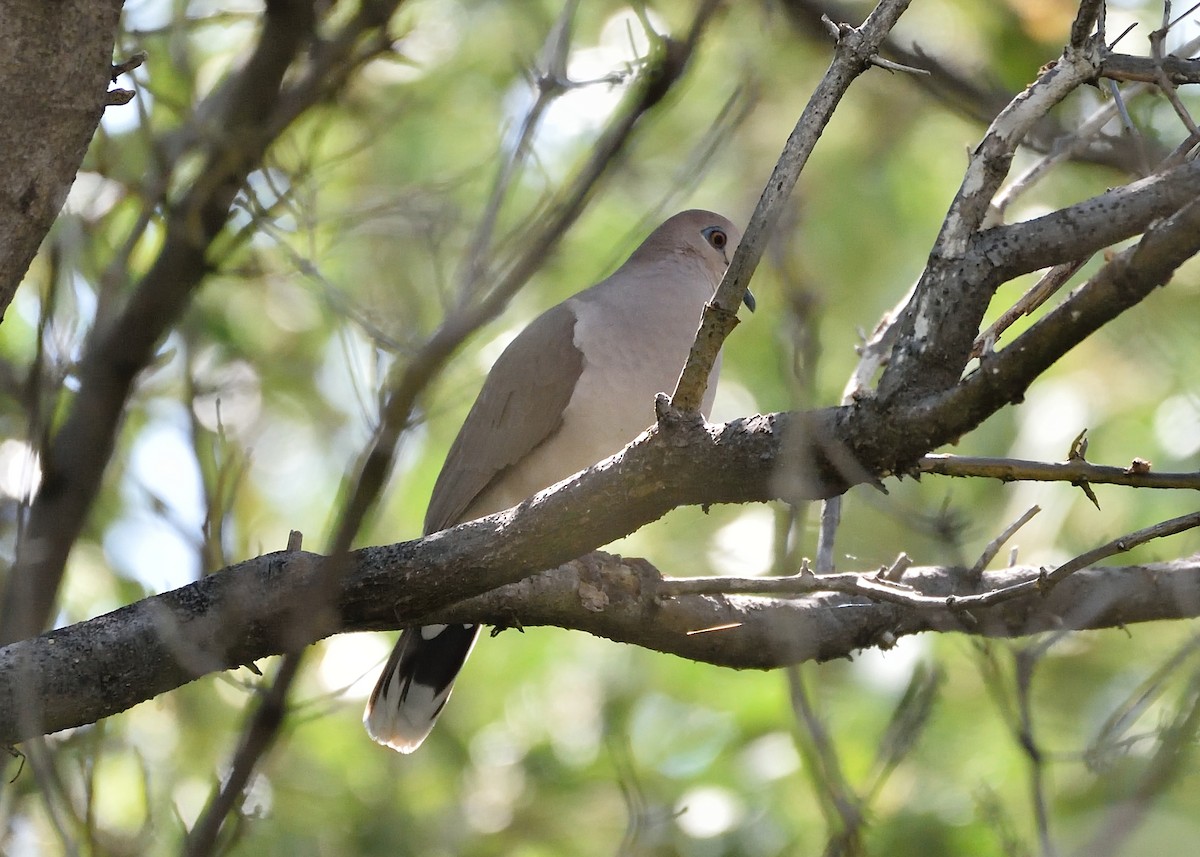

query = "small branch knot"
[654,393,707,439]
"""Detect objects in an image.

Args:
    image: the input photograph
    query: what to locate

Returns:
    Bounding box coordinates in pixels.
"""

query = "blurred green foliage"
[2,0,1199,854]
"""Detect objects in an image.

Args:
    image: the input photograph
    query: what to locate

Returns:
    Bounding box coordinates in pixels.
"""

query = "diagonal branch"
[670,0,914,412]
[877,36,1105,402]
[905,194,1200,449]
[1069,0,1105,49]
[974,159,1200,282]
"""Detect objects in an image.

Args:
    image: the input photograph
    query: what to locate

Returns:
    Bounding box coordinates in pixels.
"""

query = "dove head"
[627,209,753,312]
[630,209,741,281]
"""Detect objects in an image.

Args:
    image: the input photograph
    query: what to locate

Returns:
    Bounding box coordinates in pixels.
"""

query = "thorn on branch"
[868,55,931,76]
[818,14,929,76]
[489,620,524,636]
[1069,429,1090,461]
[111,51,147,82]
[104,89,135,107]
[1075,480,1102,510]
[1108,21,1139,50]
[1070,434,1104,506]
[874,628,898,649]
[820,14,849,41]
[1067,432,1100,507]
[105,51,147,109]
[5,746,25,783]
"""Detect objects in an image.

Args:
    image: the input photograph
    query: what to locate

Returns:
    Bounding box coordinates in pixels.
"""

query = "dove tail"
[364,623,480,753]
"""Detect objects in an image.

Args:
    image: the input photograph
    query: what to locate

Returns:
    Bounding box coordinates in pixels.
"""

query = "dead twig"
[969,506,1041,579]
[919,454,1200,491]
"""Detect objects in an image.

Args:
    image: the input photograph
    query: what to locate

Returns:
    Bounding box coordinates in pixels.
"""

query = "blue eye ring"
[702,226,728,250]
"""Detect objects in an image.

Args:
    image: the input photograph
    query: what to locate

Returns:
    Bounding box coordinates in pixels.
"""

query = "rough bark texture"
[0,0,124,320]
[2,529,1197,745]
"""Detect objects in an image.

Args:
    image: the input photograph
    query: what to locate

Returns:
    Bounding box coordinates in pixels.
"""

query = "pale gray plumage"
[364,209,747,753]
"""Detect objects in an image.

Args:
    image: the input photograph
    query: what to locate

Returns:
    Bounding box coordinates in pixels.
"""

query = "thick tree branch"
[0,388,1196,745]
[1069,0,1104,49]
[0,0,124,322]
[902,194,1200,448]
[0,406,837,746]
[860,157,1200,392]
[877,35,1105,403]
[3,524,1198,746]
[974,159,1200,281]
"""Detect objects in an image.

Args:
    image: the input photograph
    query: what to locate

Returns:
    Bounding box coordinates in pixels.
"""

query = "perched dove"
[364,209,751,752]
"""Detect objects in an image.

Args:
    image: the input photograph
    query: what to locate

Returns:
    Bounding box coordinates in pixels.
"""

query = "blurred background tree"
[1,0,1199,855]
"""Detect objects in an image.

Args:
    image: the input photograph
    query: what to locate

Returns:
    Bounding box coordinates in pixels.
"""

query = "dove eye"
[702,227,727,250]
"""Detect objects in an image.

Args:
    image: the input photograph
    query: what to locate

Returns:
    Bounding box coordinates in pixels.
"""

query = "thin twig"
[880,552,912,582]
[661,509,1200,610]
[454,0,584,303]
[786,667,864,852]
[1014,647,1057,857]
[969,506,1041,579]
[1042,509,1200,590]
[863,665,942,804]
[1085,634,1200,772]
[659,565,968,608]
[1150,4,1200,137]
[1076,668,1200,857]
[971,259,1090,357]
[816,497,841,573]
[919,453,1200,490]
[670,0,915,412]
[184,654,303,857]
